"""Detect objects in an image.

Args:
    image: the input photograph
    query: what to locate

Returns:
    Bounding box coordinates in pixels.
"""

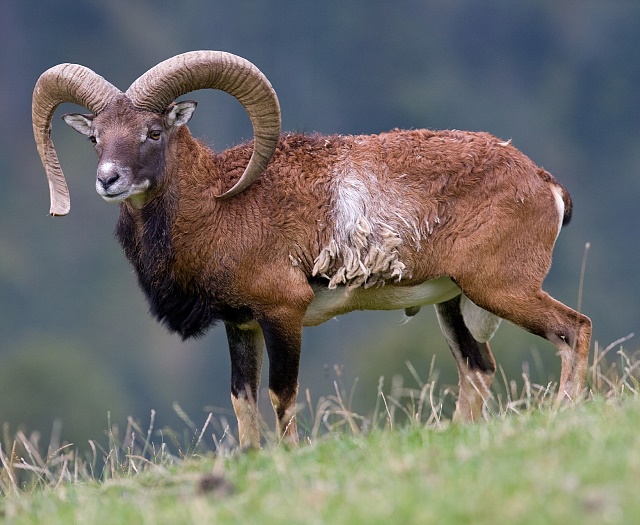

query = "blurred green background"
[1,1,638,446]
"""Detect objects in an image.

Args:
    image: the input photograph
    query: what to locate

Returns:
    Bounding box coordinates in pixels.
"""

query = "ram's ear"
[62,113,94,136]
[164,100,197,128]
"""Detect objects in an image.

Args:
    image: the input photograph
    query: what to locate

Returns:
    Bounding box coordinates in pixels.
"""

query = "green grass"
[2,338,639,524]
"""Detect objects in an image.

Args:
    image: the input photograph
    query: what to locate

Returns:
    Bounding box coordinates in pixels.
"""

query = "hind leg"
[435,295,499,422]
[535,294,591,401]
[444,187,592,402]
[463,285,591,402]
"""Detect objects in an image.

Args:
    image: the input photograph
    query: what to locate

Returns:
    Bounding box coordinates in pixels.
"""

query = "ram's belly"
[303,276,461,326]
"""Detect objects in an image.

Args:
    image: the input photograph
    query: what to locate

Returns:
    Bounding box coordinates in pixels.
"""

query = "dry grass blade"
[2,339,640,497]
[0,442,19,497]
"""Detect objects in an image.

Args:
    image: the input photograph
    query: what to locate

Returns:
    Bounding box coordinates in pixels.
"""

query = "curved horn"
[32,64,121,215]
[126,51,281,198]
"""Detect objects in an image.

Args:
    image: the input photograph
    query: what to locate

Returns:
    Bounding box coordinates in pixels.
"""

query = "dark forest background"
[1,1,638,446]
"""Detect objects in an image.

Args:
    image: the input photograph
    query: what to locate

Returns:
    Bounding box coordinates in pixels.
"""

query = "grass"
[1,336,639,524]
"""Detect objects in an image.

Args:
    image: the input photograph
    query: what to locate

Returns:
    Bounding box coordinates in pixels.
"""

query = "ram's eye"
[89,136,97,144]
[148,130,162,141]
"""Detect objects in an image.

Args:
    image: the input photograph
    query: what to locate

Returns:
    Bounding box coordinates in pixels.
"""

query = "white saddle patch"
[312,161,425,290]
[312,216,406,290]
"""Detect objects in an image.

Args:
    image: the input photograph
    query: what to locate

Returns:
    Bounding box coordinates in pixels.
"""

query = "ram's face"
[62,96,196,207]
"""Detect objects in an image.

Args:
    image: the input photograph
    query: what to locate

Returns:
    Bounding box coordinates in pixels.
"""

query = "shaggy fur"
[63,99,591,448]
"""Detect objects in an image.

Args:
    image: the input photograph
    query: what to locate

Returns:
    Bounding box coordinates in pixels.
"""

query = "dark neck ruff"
[115,196,221,340]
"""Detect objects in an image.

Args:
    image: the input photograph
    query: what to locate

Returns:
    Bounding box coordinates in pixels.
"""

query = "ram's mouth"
[99,191,128,203]
[97,180,151,204]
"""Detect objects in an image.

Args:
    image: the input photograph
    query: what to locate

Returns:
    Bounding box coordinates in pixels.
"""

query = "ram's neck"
[114,167,223,338]
[170,127,224,194]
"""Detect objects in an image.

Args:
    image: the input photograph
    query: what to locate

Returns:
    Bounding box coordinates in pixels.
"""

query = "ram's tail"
[539,168,573,227]
[560,185,573,227]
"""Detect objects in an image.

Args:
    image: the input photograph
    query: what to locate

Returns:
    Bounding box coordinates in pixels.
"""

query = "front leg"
[225,321,265,448]
[259,309,304,445]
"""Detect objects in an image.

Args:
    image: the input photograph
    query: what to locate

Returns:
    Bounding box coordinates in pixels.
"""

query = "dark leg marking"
[435,295,497,421]
[260,316,302,444]
[225,321,264,448]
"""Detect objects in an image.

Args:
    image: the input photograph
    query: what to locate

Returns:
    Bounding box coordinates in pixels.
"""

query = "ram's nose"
[98,172,120,190]
[96,161,130,194]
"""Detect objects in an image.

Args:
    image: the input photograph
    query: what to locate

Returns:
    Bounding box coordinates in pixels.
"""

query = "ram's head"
[32,51,281,215]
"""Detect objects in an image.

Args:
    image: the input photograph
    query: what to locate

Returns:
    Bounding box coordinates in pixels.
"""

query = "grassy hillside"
[2,342,639,524]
